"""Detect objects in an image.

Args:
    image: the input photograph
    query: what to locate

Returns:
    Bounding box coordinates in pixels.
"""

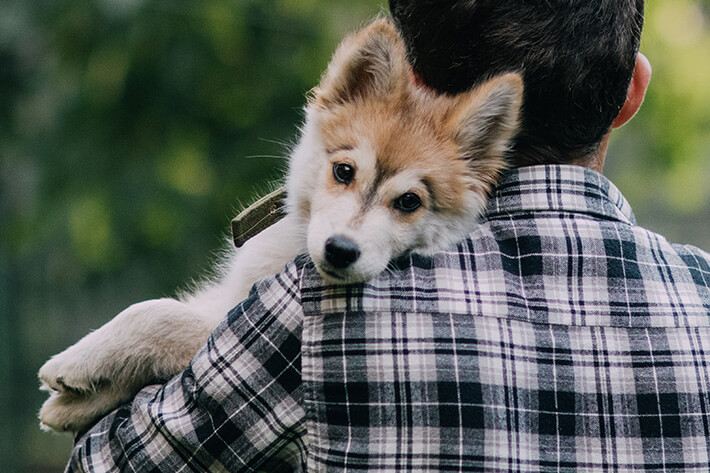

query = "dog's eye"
[394,192,422,213]
[333,163,355,184]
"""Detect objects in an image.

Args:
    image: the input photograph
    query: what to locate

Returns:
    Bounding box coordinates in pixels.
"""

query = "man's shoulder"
[666,237,710,263]
[618,218,710,270]
[661,235,710,283]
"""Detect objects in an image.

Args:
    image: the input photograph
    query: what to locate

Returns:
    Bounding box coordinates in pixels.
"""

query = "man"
[67,1,710,471]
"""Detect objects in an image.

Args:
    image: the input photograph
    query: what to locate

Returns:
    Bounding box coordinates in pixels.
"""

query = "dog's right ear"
[313,19,408,107]
[444,73,523,185]
[449,73,524,161]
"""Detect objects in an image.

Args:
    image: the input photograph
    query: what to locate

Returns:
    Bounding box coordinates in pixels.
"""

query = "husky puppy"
[39,19,522,433]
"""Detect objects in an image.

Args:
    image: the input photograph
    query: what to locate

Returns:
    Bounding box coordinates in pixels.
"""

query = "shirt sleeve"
[66,261,306,473]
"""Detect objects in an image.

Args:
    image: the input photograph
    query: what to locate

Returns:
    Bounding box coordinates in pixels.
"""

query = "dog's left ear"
[448,73,524,167]
[313,18,408,107]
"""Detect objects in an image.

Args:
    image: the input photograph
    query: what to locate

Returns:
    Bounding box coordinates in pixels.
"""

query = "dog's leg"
[38,298,211,432]
[38,215,306,433]
[180,214,307,329]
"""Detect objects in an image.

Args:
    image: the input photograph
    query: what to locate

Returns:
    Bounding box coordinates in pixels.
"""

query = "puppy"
[39,18,522,433]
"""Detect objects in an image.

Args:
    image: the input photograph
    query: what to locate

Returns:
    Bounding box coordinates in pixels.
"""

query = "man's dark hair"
[389,0,645,165]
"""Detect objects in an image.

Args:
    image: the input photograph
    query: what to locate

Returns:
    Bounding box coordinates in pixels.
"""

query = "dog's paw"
[39,346,108,396]
[39,388,128,434]
[37,298,212,434]
[38,298,182,396]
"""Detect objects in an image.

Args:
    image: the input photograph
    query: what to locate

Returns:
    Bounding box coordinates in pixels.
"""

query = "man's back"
[301,164,710,471]
[67,164,710,472]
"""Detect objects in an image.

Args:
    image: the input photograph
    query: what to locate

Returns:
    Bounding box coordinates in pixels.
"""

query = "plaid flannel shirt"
[67,164,710,472]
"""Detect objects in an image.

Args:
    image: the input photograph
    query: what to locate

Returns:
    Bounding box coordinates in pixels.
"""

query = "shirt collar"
[484,164,636,225]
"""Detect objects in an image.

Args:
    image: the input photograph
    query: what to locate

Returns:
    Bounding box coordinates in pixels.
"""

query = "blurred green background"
[0,1,708,471]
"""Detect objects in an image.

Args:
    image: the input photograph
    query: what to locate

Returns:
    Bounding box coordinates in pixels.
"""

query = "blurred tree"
[0,1,707,471]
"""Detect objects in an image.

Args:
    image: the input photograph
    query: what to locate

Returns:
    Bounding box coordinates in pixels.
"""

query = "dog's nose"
[324,235,360,269]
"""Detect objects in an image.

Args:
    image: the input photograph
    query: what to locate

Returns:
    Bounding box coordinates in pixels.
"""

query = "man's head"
[389,0,646,166]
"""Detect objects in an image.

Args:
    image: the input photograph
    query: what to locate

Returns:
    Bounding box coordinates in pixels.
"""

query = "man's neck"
[569,134,609,173]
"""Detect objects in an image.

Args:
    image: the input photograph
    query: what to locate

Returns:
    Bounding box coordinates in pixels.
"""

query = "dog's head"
[287,19,523,283]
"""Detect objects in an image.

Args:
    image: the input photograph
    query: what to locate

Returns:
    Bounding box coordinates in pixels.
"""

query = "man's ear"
[313,19,408,107]
[448,73,523,163]
[612,53,652,128]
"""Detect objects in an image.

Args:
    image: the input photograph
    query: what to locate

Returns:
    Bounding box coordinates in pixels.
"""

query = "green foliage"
[2,0,380,280]
[0,1,707,471]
